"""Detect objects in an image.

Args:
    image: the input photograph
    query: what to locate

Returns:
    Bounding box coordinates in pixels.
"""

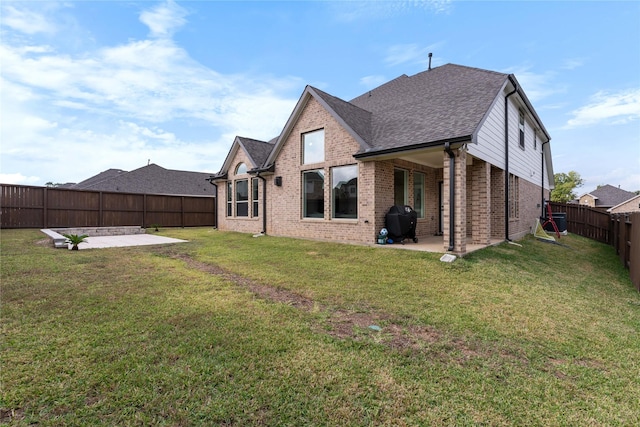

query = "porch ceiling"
[398,150,446,168]
[397,149,474,168]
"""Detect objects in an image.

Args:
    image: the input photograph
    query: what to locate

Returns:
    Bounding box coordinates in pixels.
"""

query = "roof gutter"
[255,173,267,234]
[541,140,550,218]
[248,163,275,175]
[444,142,455,252]
[504,75,518,242]
[205,177,218,229]
[353,136,468,160]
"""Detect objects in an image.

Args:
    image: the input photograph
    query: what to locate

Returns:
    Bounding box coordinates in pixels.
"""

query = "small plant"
[63,233,89,250]
[149,224,161,232]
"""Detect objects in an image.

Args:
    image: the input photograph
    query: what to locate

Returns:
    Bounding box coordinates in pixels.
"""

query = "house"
[209,63,554,255]
[578,184,637,212]
[69,163,214,196]
[608,194,640,214]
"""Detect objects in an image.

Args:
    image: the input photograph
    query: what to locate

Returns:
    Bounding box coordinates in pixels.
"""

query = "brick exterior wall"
[266,97,377,242]
[490,167,505,239]
[216,148,263,234]
[470,159,491,244]
[216,95,549,253]
[609,196,640,213]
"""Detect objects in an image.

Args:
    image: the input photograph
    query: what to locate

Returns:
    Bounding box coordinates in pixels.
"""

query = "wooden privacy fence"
[611,212,640,291]
[549,202,639,291]
[1,184,216,229]
[549,202,611,243]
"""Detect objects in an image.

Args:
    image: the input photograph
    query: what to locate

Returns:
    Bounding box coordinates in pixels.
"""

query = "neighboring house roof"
[70,168,127,188]
[580,184,636,208]
[70,164,214,196]
[607,194,640,213]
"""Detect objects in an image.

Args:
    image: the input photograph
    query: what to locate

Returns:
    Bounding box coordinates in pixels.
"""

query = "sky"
[1,0,639,194]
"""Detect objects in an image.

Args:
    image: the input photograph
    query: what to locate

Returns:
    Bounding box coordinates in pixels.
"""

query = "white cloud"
[0,1,301,186]
[566,89,640,128]
[139,0,189,39]
[0,4,58,35]
[360,75,387,89]
[506,66,566,102]
[331,1,452,22]
[561,58,585,70]
[384,42,445,68]
[0,173,41,185]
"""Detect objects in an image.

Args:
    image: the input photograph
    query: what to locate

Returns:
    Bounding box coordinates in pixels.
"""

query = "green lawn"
[1,228,639,426]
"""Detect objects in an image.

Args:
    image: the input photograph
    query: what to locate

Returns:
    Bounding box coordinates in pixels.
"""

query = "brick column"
[453,149,467,254]
[443,148,467,254]
[471,160,491,244]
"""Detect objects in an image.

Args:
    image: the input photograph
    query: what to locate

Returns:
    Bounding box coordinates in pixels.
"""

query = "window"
[533,133,537,150]
[518,111,525,150]
[303,170,324,218]
[413,172,425,218]
[509,174,519,219]
[252,178,259,217]
[235,179,248,217]
[302,129,324,164]
[236,163,247,174]
[394,169,408,206]
[332,165,358,219]
[226,181,232,216]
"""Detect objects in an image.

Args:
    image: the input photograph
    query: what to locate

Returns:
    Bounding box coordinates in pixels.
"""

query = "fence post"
[43,187,48,228]
[181,196,185,228]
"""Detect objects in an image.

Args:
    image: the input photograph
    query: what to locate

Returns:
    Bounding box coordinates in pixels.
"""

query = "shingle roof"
[72,164,214,196]
[237,137,275,168]
[310,87,372,145]
[223,63,547,173]
[586,184,636,207]
[348,64,509,153]
[70,168,126,189]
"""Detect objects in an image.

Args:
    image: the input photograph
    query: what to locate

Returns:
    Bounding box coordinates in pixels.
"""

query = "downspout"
[256,173,267,234]
[504,77,518,241]
[444,142,455,252]
[206,178,218,229]
[541,140,550,218]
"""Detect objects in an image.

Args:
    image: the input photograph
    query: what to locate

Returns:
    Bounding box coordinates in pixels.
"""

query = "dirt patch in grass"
[167,253,456,354]
[0,408,25,424]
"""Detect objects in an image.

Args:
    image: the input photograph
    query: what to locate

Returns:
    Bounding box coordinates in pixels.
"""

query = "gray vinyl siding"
[471,90,549,188]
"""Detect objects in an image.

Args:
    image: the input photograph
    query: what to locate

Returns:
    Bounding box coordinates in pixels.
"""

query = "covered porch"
[372,235,504,255]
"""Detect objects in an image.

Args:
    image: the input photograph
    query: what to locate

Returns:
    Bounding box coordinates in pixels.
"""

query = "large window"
[394,169,408,206]
[332,165,357,219]
[252,178,259,217]
[226,181,232,216]
[303,170,324,218]
[302,129,324,164]
[235,179,248,217]
[413,172,425,218]
[509,174,520,219]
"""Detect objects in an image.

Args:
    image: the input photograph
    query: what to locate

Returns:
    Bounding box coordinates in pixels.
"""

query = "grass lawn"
[1,228,639,426]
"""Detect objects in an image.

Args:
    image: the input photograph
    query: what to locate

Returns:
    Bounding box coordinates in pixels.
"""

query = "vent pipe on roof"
[428,52,433,71]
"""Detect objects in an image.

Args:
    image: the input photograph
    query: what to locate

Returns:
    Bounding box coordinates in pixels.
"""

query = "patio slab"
[74,234,187,249]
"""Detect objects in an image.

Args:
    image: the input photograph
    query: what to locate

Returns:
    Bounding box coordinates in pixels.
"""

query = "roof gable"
[349,64,510,153]
[586,184,636,207]
[264,86,372,167]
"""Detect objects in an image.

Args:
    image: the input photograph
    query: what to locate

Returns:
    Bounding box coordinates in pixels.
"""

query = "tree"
[551,171,584,203]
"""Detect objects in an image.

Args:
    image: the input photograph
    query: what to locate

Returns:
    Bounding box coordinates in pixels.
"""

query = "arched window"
[235,163,247,174]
